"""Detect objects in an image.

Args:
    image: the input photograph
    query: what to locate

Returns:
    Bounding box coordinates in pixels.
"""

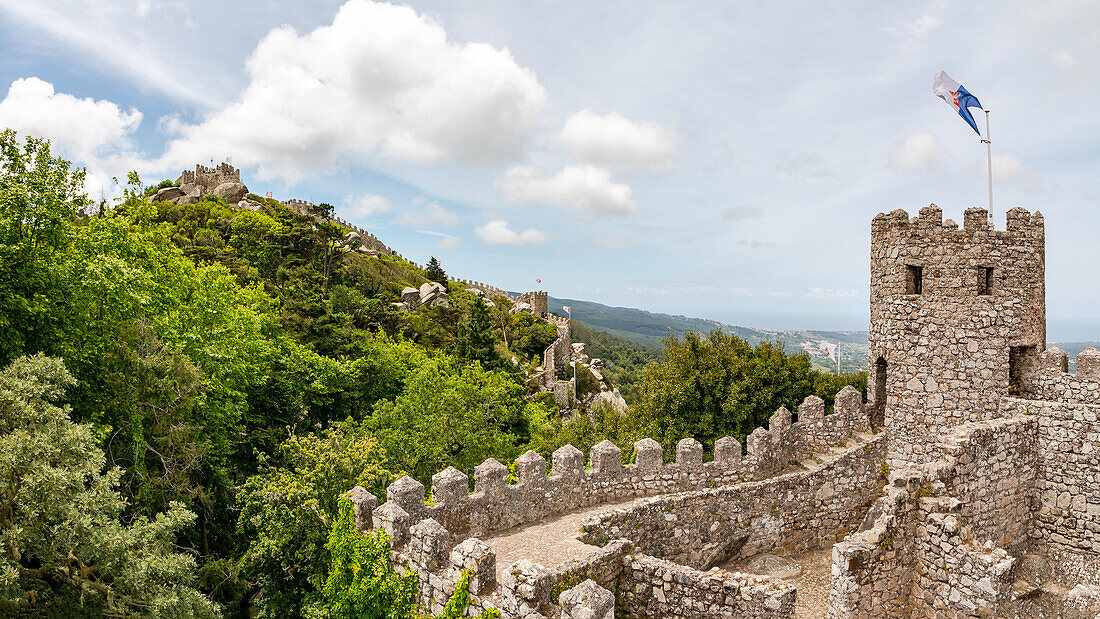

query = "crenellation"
[633,438,662,471]
[1077,347,1100,378]
[474,458,509,495]
[675,437,702,467]
[714,435,742,466]
[515,450,546,484]
[551,444,583,479]
[589,440,622,475]
[388,475,426,523]
[346,486,378,532]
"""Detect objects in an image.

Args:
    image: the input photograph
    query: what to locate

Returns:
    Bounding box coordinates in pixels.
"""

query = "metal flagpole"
[982,109,993,225]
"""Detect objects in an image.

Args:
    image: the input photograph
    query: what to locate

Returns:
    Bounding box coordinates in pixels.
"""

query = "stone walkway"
[722,547,835,619]
[481,498,645,580]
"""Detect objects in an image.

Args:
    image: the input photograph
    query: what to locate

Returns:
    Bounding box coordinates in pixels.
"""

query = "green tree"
[320,497,418,619]
[0,130,88,364]
[456,297,502,369]
[237,421,391,618]
[368,355,541,485]
[424,256,446,283]
[633,330,823,452]
[0,354,217,617]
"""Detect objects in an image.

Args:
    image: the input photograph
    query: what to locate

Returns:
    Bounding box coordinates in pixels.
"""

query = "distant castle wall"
[177,163,240,196]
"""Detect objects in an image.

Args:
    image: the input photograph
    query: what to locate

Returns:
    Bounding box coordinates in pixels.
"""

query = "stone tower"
[867,204,1045,463]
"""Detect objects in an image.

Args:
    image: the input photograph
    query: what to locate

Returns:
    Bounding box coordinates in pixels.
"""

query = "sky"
[1,0,1099,339]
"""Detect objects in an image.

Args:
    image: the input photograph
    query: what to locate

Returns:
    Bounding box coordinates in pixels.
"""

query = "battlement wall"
[827,415,1036,618]
[1001,392,1100,587]
[369,389,872,554]
[540,323,571,389]
[1018,346,1100,405]
[579,432,886,568]
[869,204,1045,464]
[176,162,240,190]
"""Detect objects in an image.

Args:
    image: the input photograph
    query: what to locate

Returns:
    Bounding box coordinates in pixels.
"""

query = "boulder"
[344,231,362,244]
[155,186,183,202]
[238,198,264,211]
[401,287,421,309]
[419,282,447,306]
[358,247,379,256]
[212,181,248,204]
[510,302,533,315]
[173,195,198,205]
[392,302,409,312]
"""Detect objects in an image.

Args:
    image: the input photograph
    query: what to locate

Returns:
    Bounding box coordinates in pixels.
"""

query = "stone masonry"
[868,204,1045,464]
[343,205,1100,617]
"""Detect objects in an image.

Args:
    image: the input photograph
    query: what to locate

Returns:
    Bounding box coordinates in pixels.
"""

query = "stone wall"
[868,205,1045,464]
[176,162,240,194]
[579,433,887,568]
[617,554,795,618]
[372,390,872,551]
[540,322,572,389]
[827,415,1036,618]
[1001,398,1100,585]
[939,415,1038,553]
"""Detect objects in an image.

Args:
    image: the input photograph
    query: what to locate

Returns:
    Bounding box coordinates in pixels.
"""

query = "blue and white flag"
[933,70,983,135]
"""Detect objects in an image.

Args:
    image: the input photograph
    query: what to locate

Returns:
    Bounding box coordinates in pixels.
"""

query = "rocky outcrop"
[212,181,248,204]
[155,186,183,202]
[395,283,450,312]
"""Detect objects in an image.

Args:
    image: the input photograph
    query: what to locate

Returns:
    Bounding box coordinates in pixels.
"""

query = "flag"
[536,278,542,284]
[563,306,571,314]
[933,70,983,135]
[819,340,837,361]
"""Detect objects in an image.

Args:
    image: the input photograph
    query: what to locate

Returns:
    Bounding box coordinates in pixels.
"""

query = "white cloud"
[778,152,829,179]
[588,234,628,249]
[806,287,859,299]
[991,154,1044,194]
[399,198,459,226]
[342,194,391,218]
[0,77,141,160]
[737,239,777,249]
[418,230,461,250]
[888,131,942,171]
[553,109,678,170]
[721,205,762,221]
[475,219,548,246]
[155,0,547,183]
[0,1,212,106]
[0,77,143,197]
[496,165,636,215]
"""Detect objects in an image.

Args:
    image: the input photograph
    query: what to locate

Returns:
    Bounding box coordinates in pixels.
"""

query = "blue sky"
[2,0,1099,339]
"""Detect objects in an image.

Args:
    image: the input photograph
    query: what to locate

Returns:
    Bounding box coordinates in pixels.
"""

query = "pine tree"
[425,256,446,283]
[457,298,500,369]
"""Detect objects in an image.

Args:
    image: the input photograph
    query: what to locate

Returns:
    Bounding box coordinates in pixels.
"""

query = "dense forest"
[0,131,864,617]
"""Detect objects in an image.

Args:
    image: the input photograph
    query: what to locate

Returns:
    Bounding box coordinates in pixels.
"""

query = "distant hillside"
[547,297,869,373]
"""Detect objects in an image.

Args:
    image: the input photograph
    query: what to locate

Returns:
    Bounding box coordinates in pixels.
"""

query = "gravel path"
[785,547,834,618]
[481,498,644,580]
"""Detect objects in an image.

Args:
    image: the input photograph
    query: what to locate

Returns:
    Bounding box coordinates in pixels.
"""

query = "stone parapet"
[371,388,872,550]
[579,433,887,568]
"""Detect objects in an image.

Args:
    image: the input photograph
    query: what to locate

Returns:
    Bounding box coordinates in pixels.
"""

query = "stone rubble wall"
[869,205,1045,464]
[1002,392,1100,586]
[540,322,572,390]
[827,415,1036,618]
[1019,346,1100,405]
[617,553,796,618]
[372,388,872,552]
[939,415,1038,554]
[578,433,887,568]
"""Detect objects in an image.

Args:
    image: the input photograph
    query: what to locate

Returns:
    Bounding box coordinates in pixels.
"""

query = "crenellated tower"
[868,204,1045,463]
